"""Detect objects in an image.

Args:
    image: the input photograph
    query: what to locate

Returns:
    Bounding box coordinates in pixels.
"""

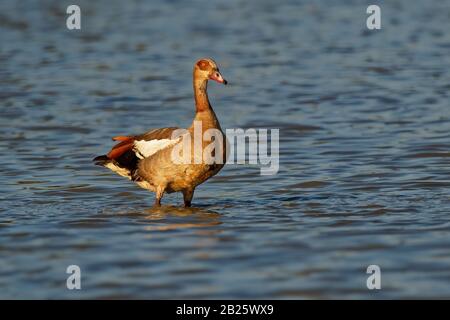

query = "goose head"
[194,58,228,85]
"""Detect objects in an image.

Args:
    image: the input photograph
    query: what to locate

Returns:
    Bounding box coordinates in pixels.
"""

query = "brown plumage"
[93,58,228,207]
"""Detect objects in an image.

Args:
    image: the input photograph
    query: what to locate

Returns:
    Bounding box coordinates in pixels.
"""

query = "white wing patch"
[133,138,180,159]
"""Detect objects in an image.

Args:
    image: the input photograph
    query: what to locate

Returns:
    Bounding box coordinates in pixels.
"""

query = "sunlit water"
[1,0,450,299]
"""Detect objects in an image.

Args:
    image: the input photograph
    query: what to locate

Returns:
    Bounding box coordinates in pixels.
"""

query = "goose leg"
[182,188,195,207]
[154,186,165,207]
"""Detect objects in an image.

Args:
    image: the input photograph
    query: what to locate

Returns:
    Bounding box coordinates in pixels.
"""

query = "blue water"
[1,0,450,298]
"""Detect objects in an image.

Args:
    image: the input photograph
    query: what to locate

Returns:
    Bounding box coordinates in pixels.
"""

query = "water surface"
[1,0,450,298]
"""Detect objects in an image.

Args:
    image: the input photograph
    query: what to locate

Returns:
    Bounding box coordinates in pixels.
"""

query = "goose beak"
[209,71,228,85]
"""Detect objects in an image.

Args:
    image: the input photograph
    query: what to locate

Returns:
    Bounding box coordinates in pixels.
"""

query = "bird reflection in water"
[141,205,223,232]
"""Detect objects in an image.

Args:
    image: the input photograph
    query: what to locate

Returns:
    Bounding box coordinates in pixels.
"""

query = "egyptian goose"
[93,58,228,207]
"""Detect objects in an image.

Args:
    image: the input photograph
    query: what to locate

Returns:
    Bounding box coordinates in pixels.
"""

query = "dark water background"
[1,0,450,298]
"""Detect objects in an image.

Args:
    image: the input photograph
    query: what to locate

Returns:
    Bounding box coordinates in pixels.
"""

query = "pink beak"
[209,71,228,85]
